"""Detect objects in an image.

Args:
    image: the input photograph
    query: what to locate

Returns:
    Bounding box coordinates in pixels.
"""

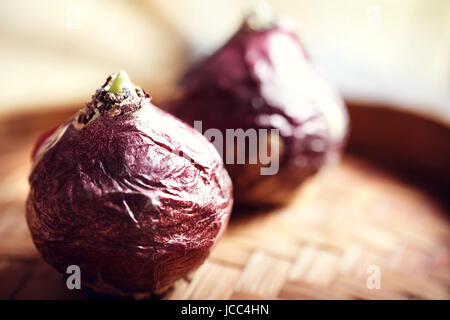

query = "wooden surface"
[0,109,449,300]
[347,101,450,191]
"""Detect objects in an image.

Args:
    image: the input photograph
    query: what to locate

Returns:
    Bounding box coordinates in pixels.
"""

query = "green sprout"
[108,70,136,96]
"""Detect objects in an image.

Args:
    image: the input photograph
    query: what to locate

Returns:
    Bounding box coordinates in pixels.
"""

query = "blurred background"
[0,0,449,300]
[1,0,449,123]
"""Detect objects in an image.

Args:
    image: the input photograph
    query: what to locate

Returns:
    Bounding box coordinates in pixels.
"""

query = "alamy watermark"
[66,265,81,290]
[366,5,381,29]
[194,121,280,176]
[170,121,281,176]
[366,264,382,290]
[66,4,80,30]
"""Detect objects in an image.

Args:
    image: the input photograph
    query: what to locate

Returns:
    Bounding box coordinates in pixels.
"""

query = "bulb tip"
[108,70,134,94]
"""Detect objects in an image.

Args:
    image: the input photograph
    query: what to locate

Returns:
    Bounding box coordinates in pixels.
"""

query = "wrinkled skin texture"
[27,101,233,295]
[171,23,348,206]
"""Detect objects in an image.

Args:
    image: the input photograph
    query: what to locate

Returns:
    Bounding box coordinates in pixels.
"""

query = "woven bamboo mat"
[0,118,449,299]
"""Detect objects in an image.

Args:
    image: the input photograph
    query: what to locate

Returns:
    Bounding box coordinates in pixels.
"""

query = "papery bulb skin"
[171,13,348,206]
[26,71,233,295]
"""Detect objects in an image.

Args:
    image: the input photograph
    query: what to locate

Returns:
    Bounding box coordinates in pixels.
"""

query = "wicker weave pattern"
[0,152,449,300]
